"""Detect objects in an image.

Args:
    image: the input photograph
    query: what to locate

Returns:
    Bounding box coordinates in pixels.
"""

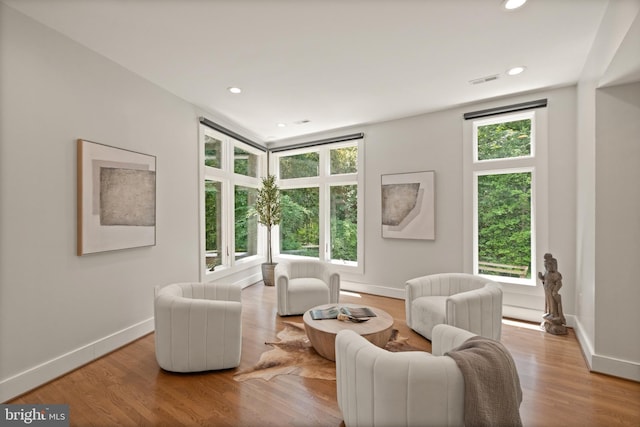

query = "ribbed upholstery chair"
[405,273,502,340]
[274,260,340,316]
[336,324,476,427]
[154,282,242,372]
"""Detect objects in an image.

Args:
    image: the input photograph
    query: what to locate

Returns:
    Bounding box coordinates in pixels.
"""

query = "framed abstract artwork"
[381,170,435,240]
[77,139,156,255]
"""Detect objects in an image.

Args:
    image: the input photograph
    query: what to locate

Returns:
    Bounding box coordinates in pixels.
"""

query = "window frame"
[271,139,364,274]
[199,125,266,281]
[464,109,548,287]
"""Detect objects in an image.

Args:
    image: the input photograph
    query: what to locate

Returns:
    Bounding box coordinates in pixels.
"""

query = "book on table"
[310,306,377,320]
[341,306,377,318]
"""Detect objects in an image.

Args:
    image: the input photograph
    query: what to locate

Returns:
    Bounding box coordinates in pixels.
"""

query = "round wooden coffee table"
[303,303,394,361]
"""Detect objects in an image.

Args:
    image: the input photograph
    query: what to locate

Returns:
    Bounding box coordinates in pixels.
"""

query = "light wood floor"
[9,283,640,426]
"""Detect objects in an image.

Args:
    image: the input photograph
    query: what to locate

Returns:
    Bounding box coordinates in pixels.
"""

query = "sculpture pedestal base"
[541,318,567,335]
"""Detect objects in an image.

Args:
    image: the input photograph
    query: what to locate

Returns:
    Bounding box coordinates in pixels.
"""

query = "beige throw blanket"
[446,336,523,427]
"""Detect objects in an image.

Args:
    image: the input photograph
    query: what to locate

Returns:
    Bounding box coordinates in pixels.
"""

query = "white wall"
[574,0,640,381]
[594,82,640,378]
[0,4,255,401]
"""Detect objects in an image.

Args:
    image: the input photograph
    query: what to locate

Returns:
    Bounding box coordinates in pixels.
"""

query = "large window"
[469,110,546,285]
[273,140,363,270]
[200,125,265,278]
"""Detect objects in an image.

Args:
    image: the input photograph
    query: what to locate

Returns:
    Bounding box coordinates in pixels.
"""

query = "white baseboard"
[340,280,405,299]
[591,354,640,382]
[1,317,154,403]
[502,305,544,323]
[573,317,639,381]
[573,316,595,369]
[239,272,263,289]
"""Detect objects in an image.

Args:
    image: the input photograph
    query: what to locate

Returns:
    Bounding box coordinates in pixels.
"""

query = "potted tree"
[251,174,282,286]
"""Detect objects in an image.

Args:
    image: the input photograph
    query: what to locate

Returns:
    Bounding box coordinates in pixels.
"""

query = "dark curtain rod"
[463,98,548,120]
[199,117,266,152]
[269,132,364,153]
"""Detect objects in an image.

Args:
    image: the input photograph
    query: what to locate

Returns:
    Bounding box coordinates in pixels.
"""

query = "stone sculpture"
[538,253,567,335]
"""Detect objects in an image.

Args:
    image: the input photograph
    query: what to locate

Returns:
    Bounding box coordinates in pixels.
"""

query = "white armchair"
[274,260,340,316]
[336,324,476,427]
[405,273,502,340]
[154,282,242,372]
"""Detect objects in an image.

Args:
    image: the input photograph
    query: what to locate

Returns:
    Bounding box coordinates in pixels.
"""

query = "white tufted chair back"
[336,324,476,427]
[274,260,340,315]
[405,273,502,340]
[154,282,242,372]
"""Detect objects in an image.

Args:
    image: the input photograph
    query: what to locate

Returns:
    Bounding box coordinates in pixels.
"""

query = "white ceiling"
[2,0,622,142]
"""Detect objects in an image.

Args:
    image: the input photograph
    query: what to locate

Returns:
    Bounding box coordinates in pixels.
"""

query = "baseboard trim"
[591,354,640,382]
[340,280,405,299]
[239,272,263,289]
[1,317,154,403]
[573,317,639,381]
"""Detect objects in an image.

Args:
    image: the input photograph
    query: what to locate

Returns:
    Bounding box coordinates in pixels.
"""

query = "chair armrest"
[325,271,340,304]
[405,276,437,300]
[405,276,436,327]
[274,263,291,315]
[431,324,477,356]
[446,283,503,340]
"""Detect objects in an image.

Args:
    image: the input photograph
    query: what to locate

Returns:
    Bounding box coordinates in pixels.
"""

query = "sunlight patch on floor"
[340,290,362,298]
[502,318,543,331]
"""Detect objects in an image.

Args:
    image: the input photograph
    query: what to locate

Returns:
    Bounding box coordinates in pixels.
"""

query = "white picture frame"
[77,139,156,255]
[381,170,435,240]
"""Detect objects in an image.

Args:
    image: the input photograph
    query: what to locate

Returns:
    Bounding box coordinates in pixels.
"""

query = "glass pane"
[330,185,357,262]
[477,118,531,161]
[279,152,319,179]
[234,146,259,177]
[280,187,319,257]
[235,185,257,260]
[205,180,222,270]
[204,135,222,168]
[477,172,532,278]
[330,146,358,175]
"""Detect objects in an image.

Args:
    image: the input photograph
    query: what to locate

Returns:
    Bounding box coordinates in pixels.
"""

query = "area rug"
[233,321,422,382]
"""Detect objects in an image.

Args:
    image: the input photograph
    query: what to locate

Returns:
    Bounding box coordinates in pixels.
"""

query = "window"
[200,125,266,278]
[273,140,363,271]
[468,110,547,285]
[234,185,258,260]
[204,180,223,270]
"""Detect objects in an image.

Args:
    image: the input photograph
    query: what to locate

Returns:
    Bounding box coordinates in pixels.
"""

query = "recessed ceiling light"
[277,123,286,128]
[503,0,527,10]
[228,87,242,94]
[507,66,526,76]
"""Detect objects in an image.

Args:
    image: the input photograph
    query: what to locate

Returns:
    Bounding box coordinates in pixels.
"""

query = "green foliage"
[235,186,257,257]
[279,152,319,179]
[280,188,319,257]
[204,136,221,168]
[234,146,258,177]
[330,147,357,174]
[204,181,222,269]
[477,119,531,160]
[330,185,358,261]
[477,172,532,277]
